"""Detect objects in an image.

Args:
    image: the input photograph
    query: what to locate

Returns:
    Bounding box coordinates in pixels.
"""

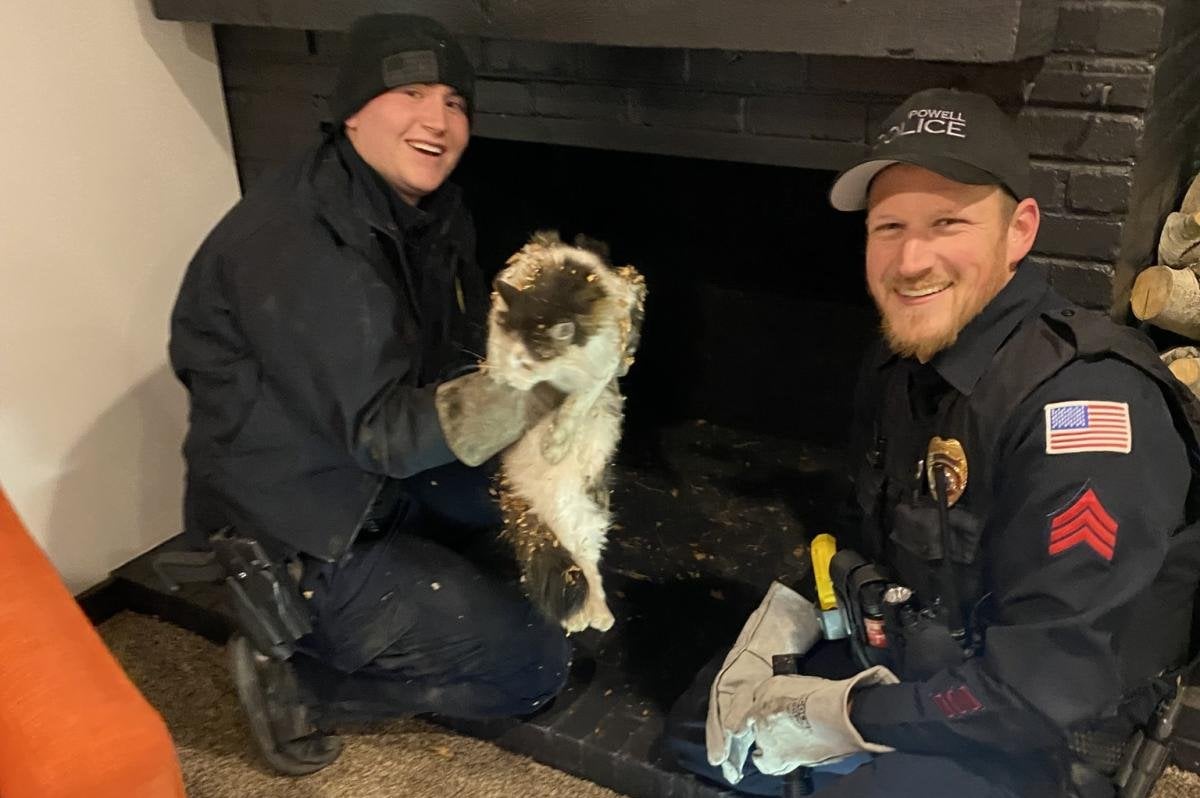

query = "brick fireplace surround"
[106,3,1200,795]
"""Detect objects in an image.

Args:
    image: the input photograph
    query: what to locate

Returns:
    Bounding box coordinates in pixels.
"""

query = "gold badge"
[926,437,968,507]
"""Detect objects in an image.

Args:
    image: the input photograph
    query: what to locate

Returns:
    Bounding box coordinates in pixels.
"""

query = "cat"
[485,231,646,634]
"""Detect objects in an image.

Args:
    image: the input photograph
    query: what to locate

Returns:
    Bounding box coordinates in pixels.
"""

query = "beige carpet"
[100,611,1200,797]
[99,612,623,798]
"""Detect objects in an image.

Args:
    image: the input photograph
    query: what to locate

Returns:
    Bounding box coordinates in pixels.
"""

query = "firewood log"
[1131,265,1200,339]
[1158,210,1200,268]
[1163,348,1200,398]
[1159,345,1200,366]
[1168,357,1200,394]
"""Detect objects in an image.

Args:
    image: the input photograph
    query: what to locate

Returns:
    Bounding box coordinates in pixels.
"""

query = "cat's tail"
[500,490,588,624]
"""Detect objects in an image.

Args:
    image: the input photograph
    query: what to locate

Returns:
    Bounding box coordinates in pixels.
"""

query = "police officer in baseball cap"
[170,14,569,775]
[665,88,1200,798]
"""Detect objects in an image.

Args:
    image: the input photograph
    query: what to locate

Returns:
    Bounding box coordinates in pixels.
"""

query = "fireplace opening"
[456,137,879,448]
[454,138,879,705]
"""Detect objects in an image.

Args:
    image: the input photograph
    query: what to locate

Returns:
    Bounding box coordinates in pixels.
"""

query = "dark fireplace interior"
[455,137,878,447]
[451,139,875,713]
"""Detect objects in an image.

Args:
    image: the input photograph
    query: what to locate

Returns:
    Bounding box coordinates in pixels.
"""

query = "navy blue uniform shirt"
[848,264,1190,758]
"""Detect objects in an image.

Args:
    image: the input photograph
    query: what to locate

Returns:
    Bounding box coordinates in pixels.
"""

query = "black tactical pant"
[664,647,1068,798]
[290,461,571,726]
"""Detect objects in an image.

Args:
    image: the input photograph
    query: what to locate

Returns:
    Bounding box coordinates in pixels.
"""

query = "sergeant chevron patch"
[1048,486,1117,562]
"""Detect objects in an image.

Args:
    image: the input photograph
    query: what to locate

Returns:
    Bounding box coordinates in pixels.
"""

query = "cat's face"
[491,255,607,389]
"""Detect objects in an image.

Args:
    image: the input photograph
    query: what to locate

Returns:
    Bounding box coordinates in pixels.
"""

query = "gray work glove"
[747,666,898,774]
[705,582,822,785]
[435,371,561,466]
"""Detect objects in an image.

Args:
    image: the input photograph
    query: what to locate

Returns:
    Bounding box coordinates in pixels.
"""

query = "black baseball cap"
[329,14,475,124]
[829,88,1030,211]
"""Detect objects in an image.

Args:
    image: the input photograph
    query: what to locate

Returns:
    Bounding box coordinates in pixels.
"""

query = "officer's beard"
[875,249,1013,364]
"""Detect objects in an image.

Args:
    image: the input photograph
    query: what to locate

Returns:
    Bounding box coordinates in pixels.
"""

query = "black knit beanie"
[329,14,475,123]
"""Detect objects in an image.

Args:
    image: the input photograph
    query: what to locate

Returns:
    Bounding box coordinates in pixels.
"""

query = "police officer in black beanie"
[170,14,569,775]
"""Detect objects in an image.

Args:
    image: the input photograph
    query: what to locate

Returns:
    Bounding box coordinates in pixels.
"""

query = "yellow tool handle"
[810,533,838,611]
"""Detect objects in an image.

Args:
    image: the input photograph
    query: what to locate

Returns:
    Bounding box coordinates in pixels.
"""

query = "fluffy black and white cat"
[487,231,646,634]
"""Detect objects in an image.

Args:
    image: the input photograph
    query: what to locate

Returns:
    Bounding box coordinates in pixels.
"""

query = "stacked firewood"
[1130,172,1200,396]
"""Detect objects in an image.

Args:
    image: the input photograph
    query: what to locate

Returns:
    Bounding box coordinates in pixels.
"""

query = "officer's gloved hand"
[747,666,898,774]
[435,370,562,466]
[705,582,822,785]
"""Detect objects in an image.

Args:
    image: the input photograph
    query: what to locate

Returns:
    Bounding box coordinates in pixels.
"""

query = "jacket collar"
[928,261,1050,396]
[308,131,460,251]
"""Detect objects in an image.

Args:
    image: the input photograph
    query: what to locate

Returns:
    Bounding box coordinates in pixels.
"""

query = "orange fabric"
[0,486,186,798]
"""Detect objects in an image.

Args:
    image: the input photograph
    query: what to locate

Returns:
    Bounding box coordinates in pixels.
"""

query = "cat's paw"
[588,604,615,633]
[562,599,614,634]
[561,610,591,635]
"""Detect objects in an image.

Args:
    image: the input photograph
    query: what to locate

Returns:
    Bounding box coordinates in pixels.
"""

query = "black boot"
[227,634,343,776]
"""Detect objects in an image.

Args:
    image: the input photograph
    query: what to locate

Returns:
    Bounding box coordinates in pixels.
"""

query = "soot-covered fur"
[486,231,646,634]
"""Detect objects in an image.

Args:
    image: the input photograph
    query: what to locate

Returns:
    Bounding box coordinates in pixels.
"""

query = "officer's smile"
[407,139,446,157]
[895,282,953,303]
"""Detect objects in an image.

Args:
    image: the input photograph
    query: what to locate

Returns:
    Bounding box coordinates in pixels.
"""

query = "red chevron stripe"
[1048,529,1114,561]
[1048,488,1118,562]
[1051,504,1113,535]
[1050,516,1116,548]
[1051,493,1117,533]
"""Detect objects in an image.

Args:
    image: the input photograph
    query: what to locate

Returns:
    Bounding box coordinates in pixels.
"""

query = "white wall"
[0,2,240,592]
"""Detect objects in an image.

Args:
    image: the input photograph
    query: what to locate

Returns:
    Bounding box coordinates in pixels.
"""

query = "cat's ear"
[529,230,563,248]
[573,234,611,264]
[493,279,523,309]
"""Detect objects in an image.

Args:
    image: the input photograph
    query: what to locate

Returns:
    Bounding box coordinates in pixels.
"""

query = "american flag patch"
[1044,401,1131,455]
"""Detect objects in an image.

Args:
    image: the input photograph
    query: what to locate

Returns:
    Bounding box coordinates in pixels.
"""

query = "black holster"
[829,548,969,678]
[830,549,892,670]
[154,527,312,660]
[1111,676,1187,798]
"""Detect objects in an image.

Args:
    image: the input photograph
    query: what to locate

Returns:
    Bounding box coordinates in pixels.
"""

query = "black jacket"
[845,264,1200,790]
[169,133,488,561]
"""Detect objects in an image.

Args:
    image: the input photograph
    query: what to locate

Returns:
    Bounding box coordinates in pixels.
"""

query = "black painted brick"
[607,755,662,798]
[220,59,337,94]
[580,740,620,795]
[633,89,741,132]
[230,122,323,164]
[1031,161,1068,209]
[532,82,629,122]
[1038,211,1125,260]
[1069,165,1134,213]
[551,672,624,740]
[1174,699,1200,742]
[805,56,1028,105]
[475,80,534,116]
[494,720,548,755]
[1055,2,1165,56]
[1019,109,1143,162]
[312,30,347,59]
[745,95,867,141]
[686,50,807,93]
[578,46,688,86]
[1172,735,1200,773]
[1028,56,1154,110]
[1161,0,1200,52]
[483,39,582,80]
[224,87,325,125]
[217,26,311,57]
[1030,256,1116,309]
